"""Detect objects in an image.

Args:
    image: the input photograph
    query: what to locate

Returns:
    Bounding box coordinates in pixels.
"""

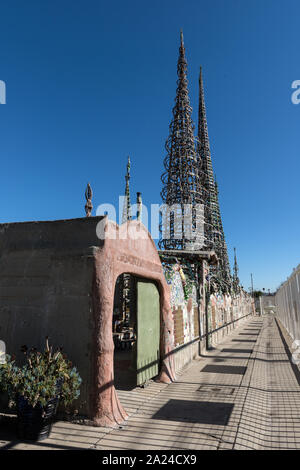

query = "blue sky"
[0,0,299,292]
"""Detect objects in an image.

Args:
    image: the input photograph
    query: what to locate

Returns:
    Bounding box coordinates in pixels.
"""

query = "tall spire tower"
[198,67,231,290]
[122,156,132,224]
[160,31,205,250]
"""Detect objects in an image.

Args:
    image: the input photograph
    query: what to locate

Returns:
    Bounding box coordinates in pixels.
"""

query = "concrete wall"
[275,264,300,340]
[0,217,104,414]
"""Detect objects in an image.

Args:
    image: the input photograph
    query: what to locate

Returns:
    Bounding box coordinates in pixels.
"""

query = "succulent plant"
[0,337,82,409]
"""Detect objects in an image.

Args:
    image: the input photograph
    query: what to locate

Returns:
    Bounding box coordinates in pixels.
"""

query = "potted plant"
[0,338,82,441]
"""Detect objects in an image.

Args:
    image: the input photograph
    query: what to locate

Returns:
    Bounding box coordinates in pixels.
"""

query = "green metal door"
[136,280,160,386]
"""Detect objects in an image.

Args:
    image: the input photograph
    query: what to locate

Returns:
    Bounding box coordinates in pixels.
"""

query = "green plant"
[0,338,82,409]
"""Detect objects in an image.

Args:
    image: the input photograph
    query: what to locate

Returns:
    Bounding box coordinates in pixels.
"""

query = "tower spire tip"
[180,29,184,46]
[199,65,203,84]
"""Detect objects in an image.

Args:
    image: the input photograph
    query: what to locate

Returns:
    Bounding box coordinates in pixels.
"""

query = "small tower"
[122,156,132,224]
[160,31,205,250]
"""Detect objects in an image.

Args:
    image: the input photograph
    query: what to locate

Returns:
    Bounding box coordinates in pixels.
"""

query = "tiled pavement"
[1,314,300,450]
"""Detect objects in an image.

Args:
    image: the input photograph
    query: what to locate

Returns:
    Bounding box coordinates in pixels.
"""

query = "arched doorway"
[91,219,175,426]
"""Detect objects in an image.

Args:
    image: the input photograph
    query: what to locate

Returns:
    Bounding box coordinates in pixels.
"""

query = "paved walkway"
[1,314,300,450]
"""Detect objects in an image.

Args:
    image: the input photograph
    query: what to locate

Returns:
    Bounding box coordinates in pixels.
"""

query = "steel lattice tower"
[198,67,231,290]
[159,31,206,251]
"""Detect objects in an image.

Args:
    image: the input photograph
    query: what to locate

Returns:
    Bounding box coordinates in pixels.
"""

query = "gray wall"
[0,217,104,415]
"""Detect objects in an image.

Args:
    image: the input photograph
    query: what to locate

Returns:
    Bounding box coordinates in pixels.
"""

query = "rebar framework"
[159,31,206,251]
[159,33,233,293]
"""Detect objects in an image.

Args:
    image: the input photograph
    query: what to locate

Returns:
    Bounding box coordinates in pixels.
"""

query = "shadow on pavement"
[152,399,234,425]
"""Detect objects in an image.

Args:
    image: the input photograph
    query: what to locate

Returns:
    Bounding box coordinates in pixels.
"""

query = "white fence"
[275,264,300,340]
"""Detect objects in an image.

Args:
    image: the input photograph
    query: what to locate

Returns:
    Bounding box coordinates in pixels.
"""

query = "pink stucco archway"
[90,218,175,426]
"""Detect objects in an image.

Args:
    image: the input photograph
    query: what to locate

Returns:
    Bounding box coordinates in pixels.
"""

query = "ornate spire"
[122,156,132,224]
[85,183,93,217]
[160,31,205,250]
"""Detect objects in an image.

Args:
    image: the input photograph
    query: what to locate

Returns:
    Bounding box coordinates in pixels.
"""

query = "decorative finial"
[180,29,184,47]
[136,192,142,221]
[85,183,93,217]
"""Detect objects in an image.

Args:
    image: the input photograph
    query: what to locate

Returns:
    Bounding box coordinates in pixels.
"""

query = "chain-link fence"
[275,264,300,340]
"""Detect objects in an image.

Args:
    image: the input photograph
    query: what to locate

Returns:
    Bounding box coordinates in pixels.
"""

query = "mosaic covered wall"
[163,263,254,351]
[208,290,253,333]
[163,266,199,348]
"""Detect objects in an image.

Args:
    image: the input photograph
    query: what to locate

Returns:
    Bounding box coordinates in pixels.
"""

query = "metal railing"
[275,264,300,340]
